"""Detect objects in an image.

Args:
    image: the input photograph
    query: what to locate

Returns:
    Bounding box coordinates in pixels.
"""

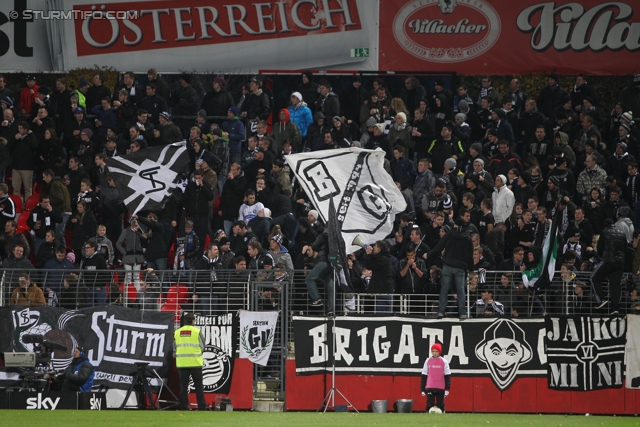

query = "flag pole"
[318,268,358,413]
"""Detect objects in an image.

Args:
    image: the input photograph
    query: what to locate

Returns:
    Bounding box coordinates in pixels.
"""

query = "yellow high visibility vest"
[174,325,203,368]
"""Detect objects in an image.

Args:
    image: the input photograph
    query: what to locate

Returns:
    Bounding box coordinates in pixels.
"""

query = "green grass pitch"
[0,411,638,427]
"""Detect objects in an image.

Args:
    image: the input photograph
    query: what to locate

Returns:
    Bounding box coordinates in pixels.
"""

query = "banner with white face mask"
[239,310,278,366]
[285,148,407,254]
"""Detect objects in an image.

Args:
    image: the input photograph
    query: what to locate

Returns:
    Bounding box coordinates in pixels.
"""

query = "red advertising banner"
[379,0,640,75]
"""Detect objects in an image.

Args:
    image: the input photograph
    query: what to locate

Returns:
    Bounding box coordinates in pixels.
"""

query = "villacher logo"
[393,0,501,63]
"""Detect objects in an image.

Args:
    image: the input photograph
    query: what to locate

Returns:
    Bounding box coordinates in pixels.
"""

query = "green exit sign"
[351,48,369,58]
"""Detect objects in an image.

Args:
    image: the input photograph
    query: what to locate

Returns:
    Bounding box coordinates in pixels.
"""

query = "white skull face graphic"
[475,320,532,390]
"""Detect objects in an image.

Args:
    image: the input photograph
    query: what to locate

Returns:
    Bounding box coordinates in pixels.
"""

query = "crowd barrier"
[1,268,630,316]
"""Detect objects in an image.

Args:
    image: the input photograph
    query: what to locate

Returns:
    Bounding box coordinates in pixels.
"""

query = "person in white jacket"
[492,174,515,223]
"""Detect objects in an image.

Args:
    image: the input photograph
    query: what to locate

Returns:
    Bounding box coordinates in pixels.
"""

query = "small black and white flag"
[105,141,189,215]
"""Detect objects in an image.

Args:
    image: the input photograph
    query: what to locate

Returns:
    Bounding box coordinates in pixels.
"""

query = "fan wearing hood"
[491,174,516,223]
[272,108,301,152]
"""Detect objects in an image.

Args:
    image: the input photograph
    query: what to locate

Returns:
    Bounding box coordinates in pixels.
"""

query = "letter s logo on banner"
[392,0,501,63]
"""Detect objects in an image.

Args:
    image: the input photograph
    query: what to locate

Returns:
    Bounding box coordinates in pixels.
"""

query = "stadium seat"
[119,282,138,303]
[24,194,40,212]
[16,213,30,234]
[9,194,23,214]
[165,284,189,304]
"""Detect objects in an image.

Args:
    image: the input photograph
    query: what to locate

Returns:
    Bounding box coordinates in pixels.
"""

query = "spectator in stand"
[183,169,214,247]
[42,169,72,246]
[492,174,515,224]
[86,225,114,267]
[27,193,62,256]
[70,200,97,260]
[315,79,340,122]
[0,183,16,231]
[10,272,45,306]
[240,77,271,122]
[19,75,39,116]
[537,73,568,117]
[9,121,38,201]
[201,76,234,124]
[222,107,245,166]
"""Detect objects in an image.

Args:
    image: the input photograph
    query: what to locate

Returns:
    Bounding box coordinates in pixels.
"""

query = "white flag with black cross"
[105,141,189,215]
[239,310,279,366]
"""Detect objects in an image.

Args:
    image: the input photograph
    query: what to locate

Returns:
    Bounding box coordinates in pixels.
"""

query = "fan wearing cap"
[618,123,639,159]
[619,75,640,122]
[201,76,234,119]
[268,233,293,271]
[427,123,464,175]
[547,155,575,197]
[491,174,515,224]
[543,175,571,216]
[488,108,514,145]
[607,139,635,182]
[420,342,451,413]
[65,105,94,150]
[421,179,453,223]
[537,73,569,117]
[288,92,313,140]
[426,79,453,113]
[240,77,271,121]
[154,111,182,145]
[222,106,246,165]
[18,75,39,116]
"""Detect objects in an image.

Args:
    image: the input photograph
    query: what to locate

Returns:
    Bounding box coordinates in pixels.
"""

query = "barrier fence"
[1,267,634,399]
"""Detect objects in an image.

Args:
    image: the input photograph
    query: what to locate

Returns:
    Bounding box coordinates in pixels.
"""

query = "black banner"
[293,316,546,391]
[8,392,78,409]
[0,306,174,390]
[545,316,627,391]
[193,313,237,394]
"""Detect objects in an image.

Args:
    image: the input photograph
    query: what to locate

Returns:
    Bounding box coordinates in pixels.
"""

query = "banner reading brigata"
[293,316,546,391]
[380,0,640,75]
[0,306,174,390]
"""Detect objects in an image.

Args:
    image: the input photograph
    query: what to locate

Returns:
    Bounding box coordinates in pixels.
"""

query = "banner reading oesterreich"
[238,310,278,366]
[105,141,189,215]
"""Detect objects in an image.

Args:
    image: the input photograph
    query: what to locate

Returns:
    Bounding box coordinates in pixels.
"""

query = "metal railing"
[2,267,636,402]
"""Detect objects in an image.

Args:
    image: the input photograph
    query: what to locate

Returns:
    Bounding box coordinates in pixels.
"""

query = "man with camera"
[61,347,95,392]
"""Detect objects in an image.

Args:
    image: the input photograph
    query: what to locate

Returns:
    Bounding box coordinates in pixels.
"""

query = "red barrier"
[168,358,254,410]
[285,360,639,413]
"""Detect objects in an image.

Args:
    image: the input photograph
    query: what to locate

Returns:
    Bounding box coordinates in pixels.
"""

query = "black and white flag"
[545,316,626,390]
[105,141,189,215]
[285,148,406,253]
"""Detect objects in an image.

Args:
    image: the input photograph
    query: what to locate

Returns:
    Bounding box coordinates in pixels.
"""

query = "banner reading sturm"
[293,316,546,391]
[192,313,237,394]
[0,306,174,390]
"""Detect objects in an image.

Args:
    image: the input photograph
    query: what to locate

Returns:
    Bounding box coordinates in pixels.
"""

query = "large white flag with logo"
[105,141,189,215]
[239,310,279,366]
[285,148,406,253]
[626,315,640,389]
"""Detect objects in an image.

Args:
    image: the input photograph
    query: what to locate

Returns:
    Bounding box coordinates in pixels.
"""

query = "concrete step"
[253,400,285,412]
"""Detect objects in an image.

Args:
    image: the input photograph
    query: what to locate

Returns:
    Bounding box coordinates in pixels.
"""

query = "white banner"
[285,147,407,253]
[47,0,378,72]
[626,315,640,389]
[239,310,278,367]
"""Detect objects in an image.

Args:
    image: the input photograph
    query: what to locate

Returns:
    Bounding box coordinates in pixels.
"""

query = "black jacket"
[427,228,474,271]
[137,216,167,262]
[311,231,329,263]
[363,248,395,294]
[598,226,627,264]
[183,181,214,217]
[219,174,247,220]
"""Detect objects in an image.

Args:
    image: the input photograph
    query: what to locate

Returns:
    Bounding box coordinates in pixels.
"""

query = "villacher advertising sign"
[381,0,640,75]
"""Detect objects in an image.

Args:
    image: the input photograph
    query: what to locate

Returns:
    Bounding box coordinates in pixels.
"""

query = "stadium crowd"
[1,70,640,317]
